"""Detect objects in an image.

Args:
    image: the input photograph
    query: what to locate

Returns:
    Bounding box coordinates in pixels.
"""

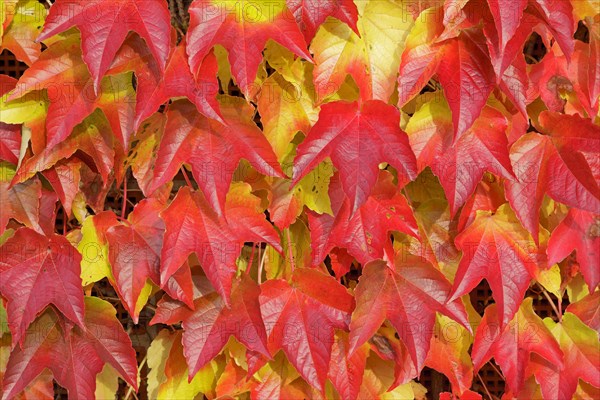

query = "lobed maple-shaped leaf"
[293,100,417,212]
[6,35,135,149]
[160,183,282,305]
[38,0,171,92]
[349,253,471,376]
[151,97,284,215]
[398,13,496,139]
[449,204,543,326]
[133,41,222,130]
[259,268,354,391]
[405,99,514,215]
[505,111,600,241]
[1,297,138,400]
[0,0,46,66]
[186,0,311,97]
[310,0,414,102]
[532,313,600,399]
[472,298,565,394]
[286,0,358,43]
[180,275,270,378]
[12,110,116,186]
[308,170,419,267]
[0,228,85,347]
[547,209,599,291]
[106,198,164,323]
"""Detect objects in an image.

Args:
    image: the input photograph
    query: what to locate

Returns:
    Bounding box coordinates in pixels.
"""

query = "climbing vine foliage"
[0,0,599,399]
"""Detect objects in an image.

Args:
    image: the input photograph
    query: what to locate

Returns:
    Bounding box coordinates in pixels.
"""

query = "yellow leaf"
[95,365,119,400]
[296,160,334,215]
[0,91,47,124]
[147,330,176,400]
[157,331,222,399]
[311,0,414,102]
[78,215,114,286]
[0,0,46,65]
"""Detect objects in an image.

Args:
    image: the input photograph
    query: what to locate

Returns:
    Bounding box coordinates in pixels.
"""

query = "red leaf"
[7,35,134,150]
[151,98,283,215]
[349,254,470,375]
[532,313,600,400]
[106,199,164,322]
[134,42,222,130]
[259,268,354,391]
[38,0,171,92]
[505,112,600,240]
[397,7,445,107]
[436,30,496,140]
[162,261,196,309]
[528,0,574,60]
[293,100,417,212]
[328,332,367,400]
[181,275,270,377]
[42,160,83,218]
[286,0,358,43]
[486,0,528,65]
[399,21,496,139]
[566,291,600,334]
[309,171,419,267]
[440,389,482,400]
[186,0,311,96]
[1,297,138,400]
[0,228,84,347]
[482,0,533,78]
[406,101,514,215]
[547,209,599,291]
[0,164,43,236]
[160,184,282,305]
[450,204,542,326]
[13,111,116,188]
[471,298,563,393]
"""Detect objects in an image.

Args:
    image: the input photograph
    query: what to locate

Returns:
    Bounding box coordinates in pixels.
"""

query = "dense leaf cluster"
[0,0,598,399]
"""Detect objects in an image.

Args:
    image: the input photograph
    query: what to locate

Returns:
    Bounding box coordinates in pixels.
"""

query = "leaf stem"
[124,354,147,400]
[258,245,266,285]
[286,228,295,272]
[537,283,562,322]
[181,166,193,187]
[488,361,505,380]
[245,244,255,276]
[121,173,128,220]
[477,372,494,400]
